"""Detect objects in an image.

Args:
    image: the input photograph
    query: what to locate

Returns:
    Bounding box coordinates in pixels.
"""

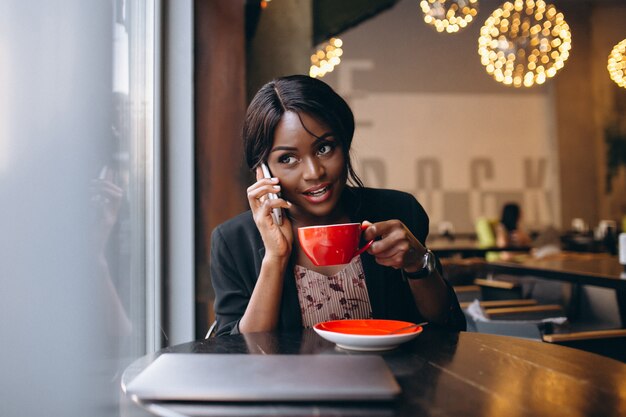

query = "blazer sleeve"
[210,225,250,336]
[404,193,466,332]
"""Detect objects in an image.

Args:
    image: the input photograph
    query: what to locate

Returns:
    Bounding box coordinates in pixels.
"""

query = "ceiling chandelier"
[478,0,572,88]
[309,38,343,79]
[420,0,479,34]
[608,39,626,89]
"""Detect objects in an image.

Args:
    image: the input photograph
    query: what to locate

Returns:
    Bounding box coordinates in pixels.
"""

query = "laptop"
[125,353,401,402]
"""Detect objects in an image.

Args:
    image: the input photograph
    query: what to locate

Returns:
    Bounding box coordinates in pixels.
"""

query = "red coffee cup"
[297,223,374,266]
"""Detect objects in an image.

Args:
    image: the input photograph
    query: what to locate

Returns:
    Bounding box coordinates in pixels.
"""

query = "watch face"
[424,250,436,272]
[404,251,436,280]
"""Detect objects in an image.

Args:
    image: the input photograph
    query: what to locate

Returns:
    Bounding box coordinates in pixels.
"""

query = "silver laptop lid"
[125,353,401,402]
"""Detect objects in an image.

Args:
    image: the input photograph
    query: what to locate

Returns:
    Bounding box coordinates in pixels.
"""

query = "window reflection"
[105,0,152,363]
[1,0,155,415]
[88,0,154,409]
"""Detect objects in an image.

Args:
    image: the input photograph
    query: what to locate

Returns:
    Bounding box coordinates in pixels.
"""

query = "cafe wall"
[317,0,626,234]
[590,5,626,229]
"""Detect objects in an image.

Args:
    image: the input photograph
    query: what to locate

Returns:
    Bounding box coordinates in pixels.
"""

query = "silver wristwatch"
[402,249,436,280]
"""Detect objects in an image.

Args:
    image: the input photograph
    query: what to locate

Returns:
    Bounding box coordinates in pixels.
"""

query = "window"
[0,1,167,416]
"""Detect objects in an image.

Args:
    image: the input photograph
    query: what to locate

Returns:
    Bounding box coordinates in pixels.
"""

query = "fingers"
[98,181,124,199]
[258,197,291,216]
[247,173,281,209]
[247,179,280,203]
[369,227,411,255]
[362,220,402,242]
[90,179,124,207]
[363,219,423,269]
[247,175,291,227]
[248,169,294,258]
[373,238,411,258]
[371,251,406,268]
[255,166,265,182]
[249,167,280,198]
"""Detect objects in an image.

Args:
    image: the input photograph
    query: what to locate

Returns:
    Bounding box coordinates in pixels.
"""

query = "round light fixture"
[420,0,479,34]
[608,39,626,88]
[478,0,572,88]
[310,38,343,79]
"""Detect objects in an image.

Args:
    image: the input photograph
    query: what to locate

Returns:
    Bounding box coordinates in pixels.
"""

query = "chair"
[464,299,626,362]
[543,330,626,362]
[474,277,524,300]
[475,217,506,262]
[484,304,565,321]
[464,299,567,335]
[475,320,545,340]
[459,299,539,310]
[475,217,497,248]
[205,320,218,339]
[573,286,622,329]
[453,284,482,303]
[443,257,485,286]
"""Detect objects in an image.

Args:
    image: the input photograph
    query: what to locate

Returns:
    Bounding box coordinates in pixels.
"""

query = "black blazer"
[210,187,466,336]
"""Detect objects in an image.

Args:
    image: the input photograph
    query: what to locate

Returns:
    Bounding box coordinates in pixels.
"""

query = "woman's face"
[266,111,347,225]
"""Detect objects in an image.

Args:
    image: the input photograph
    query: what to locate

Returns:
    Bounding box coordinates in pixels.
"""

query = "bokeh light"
[310,38,343,79]
[420,0,479,34]
[478,0,572,88]
[608,39,626,88]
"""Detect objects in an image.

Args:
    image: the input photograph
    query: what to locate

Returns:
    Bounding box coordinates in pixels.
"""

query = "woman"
[210,75,465,336]
[495,203,532,248]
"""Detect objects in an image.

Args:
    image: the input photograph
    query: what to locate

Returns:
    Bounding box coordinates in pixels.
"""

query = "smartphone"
[261,163,283,225]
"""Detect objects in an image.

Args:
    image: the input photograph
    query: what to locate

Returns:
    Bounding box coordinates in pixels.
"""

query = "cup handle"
[354,224,374,257]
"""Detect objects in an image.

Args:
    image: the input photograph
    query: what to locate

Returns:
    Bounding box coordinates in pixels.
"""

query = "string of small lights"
[608,39,626,89]
[310,38,343,79]
[420,0,479,33]
[477,0,571,88]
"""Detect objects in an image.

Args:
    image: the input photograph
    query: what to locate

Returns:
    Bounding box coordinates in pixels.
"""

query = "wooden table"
[428,238,530,258]
[482,252,626,326]
[121,327,626,417]
[483,252,626,290]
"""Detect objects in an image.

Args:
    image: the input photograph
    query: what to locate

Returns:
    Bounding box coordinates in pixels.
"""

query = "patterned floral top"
[294,257,373,328]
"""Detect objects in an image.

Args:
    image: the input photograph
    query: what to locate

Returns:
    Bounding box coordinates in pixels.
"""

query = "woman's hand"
[510,230,532,247]
[247,167,293,260]
[363,220,454,326]
[240,168,293,333]
[362,220,425,271]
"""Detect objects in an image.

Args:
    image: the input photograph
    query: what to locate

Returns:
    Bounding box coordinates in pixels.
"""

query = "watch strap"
[402,249,436,280]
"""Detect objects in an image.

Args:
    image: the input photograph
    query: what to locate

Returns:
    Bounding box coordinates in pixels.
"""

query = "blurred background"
[1,0,625,416]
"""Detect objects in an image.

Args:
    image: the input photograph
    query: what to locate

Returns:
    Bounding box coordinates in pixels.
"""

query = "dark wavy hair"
[501,202,521,232]
[242,74,363,187]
